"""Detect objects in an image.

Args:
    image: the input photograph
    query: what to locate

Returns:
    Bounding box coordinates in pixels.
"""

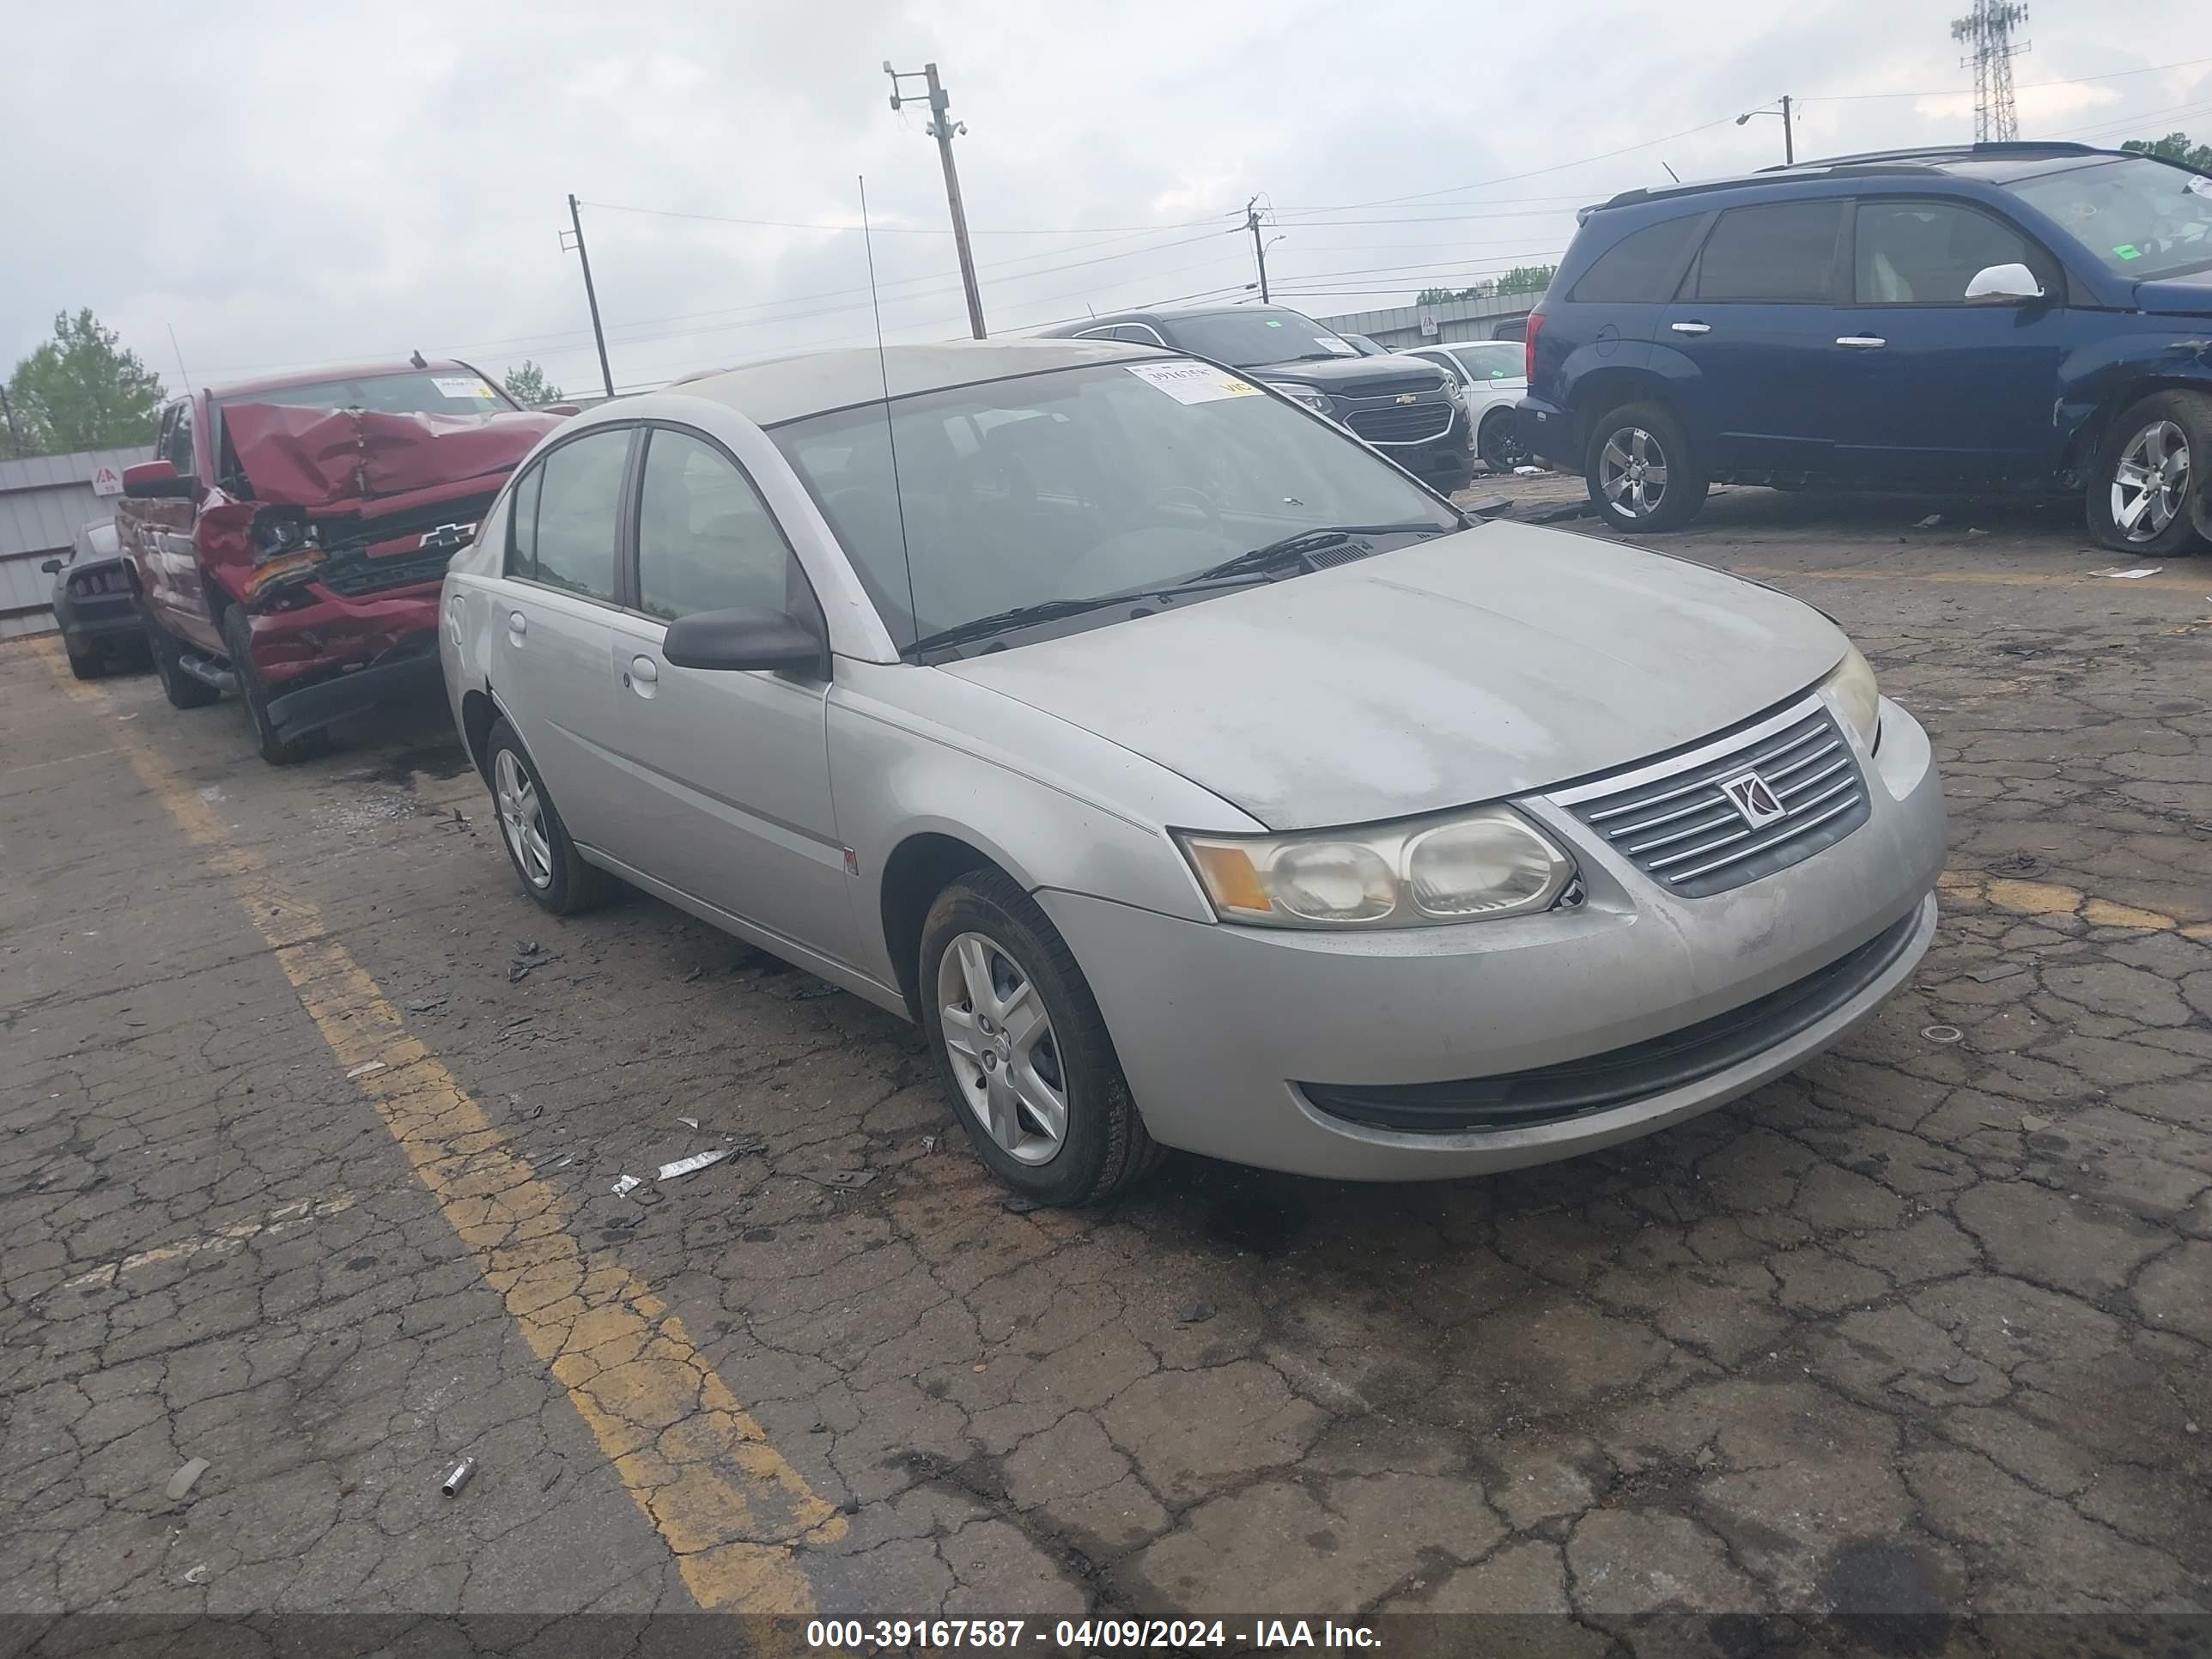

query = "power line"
[580,198,1240,236]
[1798,52,2212,101]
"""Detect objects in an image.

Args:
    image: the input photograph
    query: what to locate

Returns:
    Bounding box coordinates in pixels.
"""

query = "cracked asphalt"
[3,484,2209,1645]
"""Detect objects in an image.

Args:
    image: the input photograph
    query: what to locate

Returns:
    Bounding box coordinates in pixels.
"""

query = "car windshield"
[1452,343,1525,382]
[1159,310,1361,367]
[2001,156,2212,280]
[769,360,1460,649]
[216,369,518,418]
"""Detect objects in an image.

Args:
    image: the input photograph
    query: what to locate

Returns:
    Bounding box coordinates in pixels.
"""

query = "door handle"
[629,656,659,684]
[1836,335,1887,349]
[507,610,527,637]
[1669,321,1711,335]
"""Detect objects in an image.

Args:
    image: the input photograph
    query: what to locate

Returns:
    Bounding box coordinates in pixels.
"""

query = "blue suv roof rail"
[1760,140,2104,172]
[1594,140,2113,213]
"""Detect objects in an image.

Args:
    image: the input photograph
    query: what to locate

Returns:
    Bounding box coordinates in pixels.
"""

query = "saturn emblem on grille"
[1719,769,1786,828]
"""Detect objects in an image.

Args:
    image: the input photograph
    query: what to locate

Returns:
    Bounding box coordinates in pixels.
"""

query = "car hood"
[939,522,1848,830]
[222,403,568,510]
[1237,351,1450,393]
[2133,273,2212,316]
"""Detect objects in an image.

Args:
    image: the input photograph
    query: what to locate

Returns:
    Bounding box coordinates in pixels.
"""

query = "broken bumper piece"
[264,636,443,742]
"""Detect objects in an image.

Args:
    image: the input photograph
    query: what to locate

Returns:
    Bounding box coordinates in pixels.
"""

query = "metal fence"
[0,446,153,641]
[1316,289,1541,352]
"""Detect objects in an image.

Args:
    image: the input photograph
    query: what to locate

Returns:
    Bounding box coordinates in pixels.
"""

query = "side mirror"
[661,607,826,675]
[42,558,64,574]
[543,404,582,416]
[121,459,197,499]
[1964,263,2045,305]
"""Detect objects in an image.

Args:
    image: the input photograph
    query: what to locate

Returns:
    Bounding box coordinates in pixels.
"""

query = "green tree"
[4,309,166,458]
[1413,264,1556,307]
[2121,131,2212,169]
[502,361,565,407]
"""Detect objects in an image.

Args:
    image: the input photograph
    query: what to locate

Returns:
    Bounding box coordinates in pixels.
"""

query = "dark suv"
[1517,142,2212,552]
[1042,306,1469,488]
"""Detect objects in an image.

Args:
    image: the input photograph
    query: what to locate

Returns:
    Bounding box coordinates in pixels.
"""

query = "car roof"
[204,359,485,400]
[665,338,1172,427]
[1592,140,2134,213]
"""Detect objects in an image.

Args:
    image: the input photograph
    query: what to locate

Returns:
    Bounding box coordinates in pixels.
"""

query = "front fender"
[828,658,1260,990]
[2055,327,2212,473]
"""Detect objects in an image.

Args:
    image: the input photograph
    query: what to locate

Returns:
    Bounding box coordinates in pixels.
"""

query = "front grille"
[1300,904,1923,1134]
[1331,372,1448,398]
[317,491,496,556]
[1344,402,1455,445]
[1562,705,1869,898]
[316,547,454,597]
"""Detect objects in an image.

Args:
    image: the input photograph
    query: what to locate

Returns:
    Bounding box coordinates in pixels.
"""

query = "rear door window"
[1571,215,1705,302]
[1691,200,1845,302]
[507,464,544,580]
[1854,199,2038,304]
[529,428,631,602]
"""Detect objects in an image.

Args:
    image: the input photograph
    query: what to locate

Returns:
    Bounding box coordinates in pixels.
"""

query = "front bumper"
[262,632,443,742]
[1041,696,1943,1181]
[55,593,143,653]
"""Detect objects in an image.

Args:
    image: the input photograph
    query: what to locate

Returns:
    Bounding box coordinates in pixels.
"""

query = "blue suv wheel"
[1585,401,1710,532]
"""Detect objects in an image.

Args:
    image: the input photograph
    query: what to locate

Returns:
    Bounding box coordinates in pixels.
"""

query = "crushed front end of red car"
[207,404,564,715]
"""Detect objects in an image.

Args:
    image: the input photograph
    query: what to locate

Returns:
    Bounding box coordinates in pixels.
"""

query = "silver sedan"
[440,339,1944,1205]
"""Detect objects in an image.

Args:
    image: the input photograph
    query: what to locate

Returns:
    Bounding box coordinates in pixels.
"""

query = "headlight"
[1179,805,1575,929]
[1821,640,1881,750]
[1264,381,1335,419]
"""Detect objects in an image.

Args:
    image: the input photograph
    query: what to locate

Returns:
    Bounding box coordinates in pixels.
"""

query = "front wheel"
[2087,391,2209,556]
[1584,401,1709,532]
[919,868,1161,1206]
[222,605,327,766]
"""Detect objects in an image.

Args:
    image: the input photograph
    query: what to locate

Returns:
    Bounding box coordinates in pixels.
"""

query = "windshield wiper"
[906,592,1164,656]
[1178,522,1455,586]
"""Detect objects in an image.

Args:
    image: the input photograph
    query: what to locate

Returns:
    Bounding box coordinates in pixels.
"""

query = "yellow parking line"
[1938,867,2212,939]
[31,639,844,1613]
[1730,563,2209,593]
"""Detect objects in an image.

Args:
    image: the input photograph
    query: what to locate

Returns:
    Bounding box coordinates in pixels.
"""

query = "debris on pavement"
[2021,1114,2052,1133]
[1966,527,1990,538]
[921,1134,937,1152]
[181,1565,209,1585]
[1942,1362,1980,1387]
[1915,513,1944,528]
[440,1456,477,1497]
[1001,1194,1042,1214]
[800,1169,876,1188]
[611,1174,641,1197]
[344,1060,387,1079]
[2095,567,2162,579]
[405,995,449,1013]
[1921,1024,1964,1044]
[163,1457,210,1501]
[1177,1299,1218,1324]
[683,966,704,982]
[1966,963,2025,982]
[677,1115,700,1130]
[658,1148,732,1182]
[1514,465,1543,476]
[508,941,559,983]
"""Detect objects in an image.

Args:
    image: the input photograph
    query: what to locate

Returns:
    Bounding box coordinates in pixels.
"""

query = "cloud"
[6,0,2203,396]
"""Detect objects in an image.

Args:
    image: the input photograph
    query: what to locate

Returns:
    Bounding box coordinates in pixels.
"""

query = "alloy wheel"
[494,749,553,890]
[2111,419,2191,544]
[936,931,1067,1166]
[1599,426,1669,519]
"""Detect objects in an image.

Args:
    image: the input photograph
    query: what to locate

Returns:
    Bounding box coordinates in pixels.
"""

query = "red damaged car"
[116,360,568,763]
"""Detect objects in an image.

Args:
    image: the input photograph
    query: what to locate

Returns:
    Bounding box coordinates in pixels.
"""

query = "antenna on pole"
[1950,0,2030,142]
[858,174,918,647]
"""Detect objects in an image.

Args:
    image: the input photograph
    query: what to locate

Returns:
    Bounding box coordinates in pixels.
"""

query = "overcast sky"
[7,1,2208,399]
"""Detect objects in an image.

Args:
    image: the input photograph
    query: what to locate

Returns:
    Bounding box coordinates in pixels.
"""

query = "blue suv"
[1517,143,2212,554]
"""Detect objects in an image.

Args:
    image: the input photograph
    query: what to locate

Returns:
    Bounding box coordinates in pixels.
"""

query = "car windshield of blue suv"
[2000,155,2212,279]
[769,360,1459,651]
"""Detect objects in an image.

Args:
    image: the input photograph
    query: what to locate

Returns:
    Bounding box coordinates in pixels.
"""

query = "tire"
[1583,400,1709,532]
[2087,390,2210,556]
[1478,410,1528,474]
[483,717,608,915]
[222,605,327,766]
[144,614,221,710]
[66,646,104,681]
[918,867,1162,1206]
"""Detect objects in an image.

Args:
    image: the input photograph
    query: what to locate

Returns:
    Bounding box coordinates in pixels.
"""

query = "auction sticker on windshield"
[1124,361,1262,404]
[433,376,500,400]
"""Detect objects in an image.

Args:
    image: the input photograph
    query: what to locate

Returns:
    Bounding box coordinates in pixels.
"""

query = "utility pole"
[1951,0,2031,142]
[885,61,987,338]
[562,194,617,400]
[1245,198,1273,303]
[1735,96,1795,165]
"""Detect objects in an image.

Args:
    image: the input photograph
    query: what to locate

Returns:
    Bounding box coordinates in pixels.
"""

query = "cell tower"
[1951,0,2032,142]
